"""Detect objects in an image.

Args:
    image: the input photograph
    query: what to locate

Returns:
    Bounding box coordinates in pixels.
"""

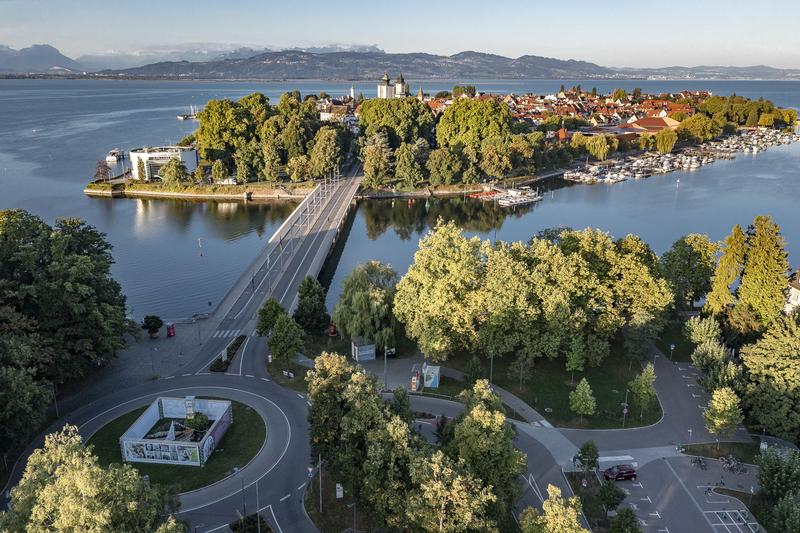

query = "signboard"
[336,483,344,499]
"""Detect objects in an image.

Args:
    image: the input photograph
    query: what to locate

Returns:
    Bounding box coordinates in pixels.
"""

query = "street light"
[669,343,675,361]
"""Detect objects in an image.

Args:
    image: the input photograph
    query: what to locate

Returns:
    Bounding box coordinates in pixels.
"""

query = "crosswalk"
[211,329,241,339]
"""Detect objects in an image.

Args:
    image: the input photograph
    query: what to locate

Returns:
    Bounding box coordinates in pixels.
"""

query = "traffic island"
[87,398,266,493]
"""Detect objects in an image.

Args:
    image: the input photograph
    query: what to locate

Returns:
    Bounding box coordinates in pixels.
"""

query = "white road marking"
[297,393,304,399]
[664,458,717,530]
[236,335,250,376]
[633,482,644,488]
[245,374,255,378]
[182,373,192,377]
[649,511,661,518]
[641,496,652,503]
[261,377,270,382]
[297,482,306,491]
[164,376,175,380]
[306,401,311,407]
[280,493,290,501]
[599,455,634,463]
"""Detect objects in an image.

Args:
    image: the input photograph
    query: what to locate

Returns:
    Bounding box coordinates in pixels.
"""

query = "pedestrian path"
[211,329,242,339]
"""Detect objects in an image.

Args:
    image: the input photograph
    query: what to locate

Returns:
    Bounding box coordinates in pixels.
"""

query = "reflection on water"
[326,142,800,307]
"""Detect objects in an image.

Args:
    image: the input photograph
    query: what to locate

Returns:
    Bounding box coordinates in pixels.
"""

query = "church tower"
[394,72,408,98]
[377,72,395,99]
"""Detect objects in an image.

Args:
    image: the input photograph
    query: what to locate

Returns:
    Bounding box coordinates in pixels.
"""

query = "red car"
[603,464,637,481]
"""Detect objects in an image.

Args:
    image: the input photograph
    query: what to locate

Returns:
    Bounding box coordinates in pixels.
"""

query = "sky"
[2,0,800,68]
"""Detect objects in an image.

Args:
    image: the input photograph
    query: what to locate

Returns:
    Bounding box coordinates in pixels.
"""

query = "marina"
[564,129,800,184]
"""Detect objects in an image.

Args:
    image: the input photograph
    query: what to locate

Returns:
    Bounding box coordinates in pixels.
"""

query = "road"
[3,162,363,533]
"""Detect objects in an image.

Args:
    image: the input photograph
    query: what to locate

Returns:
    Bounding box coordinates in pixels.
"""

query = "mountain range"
[3,44,800,81]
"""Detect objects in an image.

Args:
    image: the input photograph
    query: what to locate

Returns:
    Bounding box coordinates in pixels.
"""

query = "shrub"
[185,412,210,431]
[141,315,163,334]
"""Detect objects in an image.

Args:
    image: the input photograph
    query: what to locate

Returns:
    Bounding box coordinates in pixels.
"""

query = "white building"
[377,72,409,99]
[785,271,800,315]
[130,146,198,180]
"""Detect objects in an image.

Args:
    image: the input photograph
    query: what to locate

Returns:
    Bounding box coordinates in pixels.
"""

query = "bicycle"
[691,456,708,470]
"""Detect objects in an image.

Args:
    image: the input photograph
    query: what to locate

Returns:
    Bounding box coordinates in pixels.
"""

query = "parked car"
[603,464,637,481]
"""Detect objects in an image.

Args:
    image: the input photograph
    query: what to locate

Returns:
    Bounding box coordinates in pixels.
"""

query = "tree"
[737,215,789,332]
[332,261,398,348]
[683,316,722,346]
[691,340,727,376]
[0,211,127,385]
[287,154,311,182]
[660,234,717,310]
[705,224,746,317]
[426,147,462,186]
[436,97,513,153]
[256,297,285,336]
[195,97,251,162]
[394,220,485,360]
[0,367,49,452]
[0,426,178,533]
[577,440,599,477]
[771,492,800,533]
[406,449,496,533]
[94,160,111,181]
[293,276,330,333]
[598,480,626,514]
[211,159,229,183]
[654,128,678,154]
[159,158,189,185]
[585,135,615,161]
[359,98,435,147]
[361,132,392,190]
[519,484,587,533]
[677,114,720,144]
[136,158,148,180]
[449,381,526,521]
[608,508,642,533]
[703,387,743,445]
[262,137,282,182]
[305,353,356,462]
[755,448,800,502]
[389,386,412,424]
[268,314,304,370]
[741,315,800,441]
[570,378,596,423]
[395,141,426,189]
[309,126,341,177]
[629,363,657,418]
[479,136,512,177]
[565,336,585,384]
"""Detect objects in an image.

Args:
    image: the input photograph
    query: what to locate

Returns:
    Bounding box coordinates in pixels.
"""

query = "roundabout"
[86,398,267,494]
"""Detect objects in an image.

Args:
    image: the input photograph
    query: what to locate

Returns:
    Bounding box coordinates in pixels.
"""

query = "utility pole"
[319,454,323,514]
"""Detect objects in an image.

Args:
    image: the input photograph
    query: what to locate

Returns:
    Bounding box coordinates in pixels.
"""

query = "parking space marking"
[640,496,652,503]
[664,458,717,531]
[649,511,661,518]
[280,493,290,502]
[632,482,643,488]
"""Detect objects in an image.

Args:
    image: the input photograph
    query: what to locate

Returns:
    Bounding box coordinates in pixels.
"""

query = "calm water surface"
[1,79,798,317]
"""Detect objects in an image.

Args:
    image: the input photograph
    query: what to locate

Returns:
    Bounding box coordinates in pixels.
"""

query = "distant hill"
[99,50,617,80]
[0,44,83,73]
[4,44,800,80]
[99,50,800,80]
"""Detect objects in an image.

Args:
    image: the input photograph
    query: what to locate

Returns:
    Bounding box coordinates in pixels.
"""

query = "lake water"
[1,79,798,317]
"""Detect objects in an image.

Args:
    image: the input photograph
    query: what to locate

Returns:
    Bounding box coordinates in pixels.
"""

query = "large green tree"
[741,315,800,441]
[703,386,743,443]
[629,363,657,419]
[395,141,427,189]
[449,380,526,521]
[332,261,398,348]
[361,132,393,190]
[0,426,180,532]
[159,158,189,185]
[293,276,330,333]
[309,126,341,177]
[406,449,496,533]
[660,234,717,310]
[268,314,305,371]
[519,484,587,533]
[256,297,286,336]
[358,98,435,147]
[305,353,356,462]
[570,378,597,423]
[436,97,513,153]
[705,224,746,317]
[426,147,462,186]
[655,128,678,154]
[737,215,789,332]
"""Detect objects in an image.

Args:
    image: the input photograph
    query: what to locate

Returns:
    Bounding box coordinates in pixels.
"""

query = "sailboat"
[177,104,199,120]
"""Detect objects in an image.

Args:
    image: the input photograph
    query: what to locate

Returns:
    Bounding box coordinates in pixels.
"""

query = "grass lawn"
[445,337,662,429]
[565,471,610,531]
[305,467,373,533]
[303,333,350,360]
[267,359,309,392]
[655,319,694,362]
[88,399,266,493]
[683,440,761,464]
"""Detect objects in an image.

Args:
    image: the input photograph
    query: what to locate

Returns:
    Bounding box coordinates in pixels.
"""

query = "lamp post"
[52,382,60,418]
[234,467,246,518]
[622,389,629,428]
[669,343,675,361]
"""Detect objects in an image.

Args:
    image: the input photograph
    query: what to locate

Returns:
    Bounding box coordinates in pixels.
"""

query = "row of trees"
[193,91,343,184]
[0,210,129,462]
[394,221,674,379]
[307,353,585,531]
[358,97,575,190]
[698,94,797,129]
[0,426,182,532]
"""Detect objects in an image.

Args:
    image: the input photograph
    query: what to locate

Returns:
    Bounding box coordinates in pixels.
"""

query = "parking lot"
[609,456,762,533]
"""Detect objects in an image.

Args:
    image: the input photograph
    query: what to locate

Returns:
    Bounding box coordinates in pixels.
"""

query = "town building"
[377,72,409,99]
[785,270,800,314]
[130,146,197,180]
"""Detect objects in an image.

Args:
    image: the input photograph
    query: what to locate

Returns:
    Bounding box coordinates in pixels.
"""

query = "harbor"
[564,128,800,184]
